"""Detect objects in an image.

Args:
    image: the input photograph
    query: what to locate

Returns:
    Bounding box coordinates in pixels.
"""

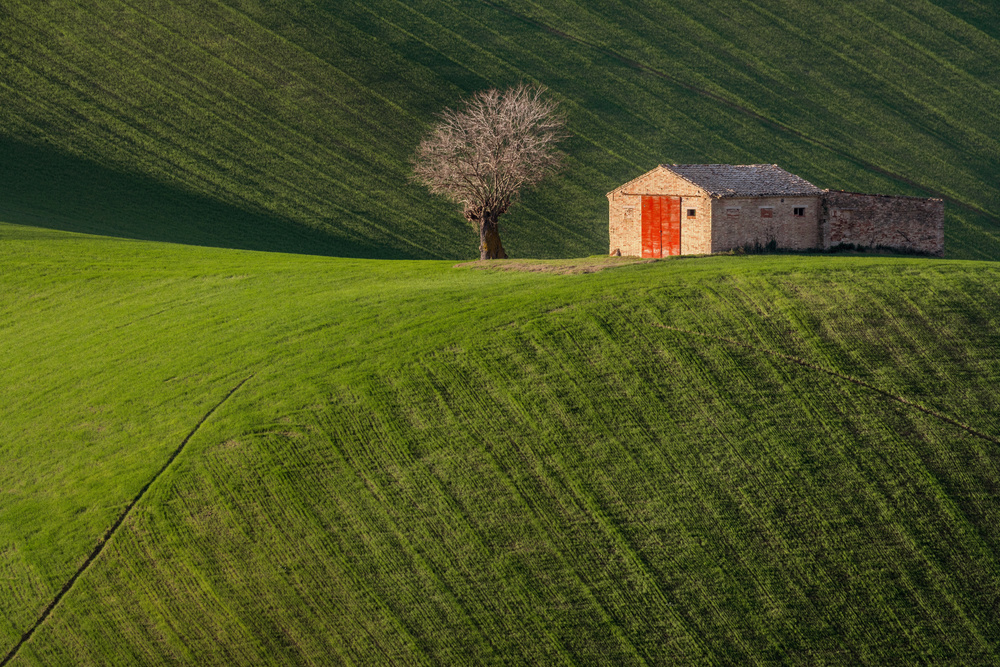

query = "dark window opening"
[686,208,696,218]
[793,207,806,217]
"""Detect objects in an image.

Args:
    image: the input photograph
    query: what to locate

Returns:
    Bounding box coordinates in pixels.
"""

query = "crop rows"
[3,0,1000,260]
[5,248,1000,663]
[18,321,1000,662]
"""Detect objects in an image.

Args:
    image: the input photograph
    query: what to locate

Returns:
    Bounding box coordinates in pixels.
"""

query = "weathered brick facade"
[821,191,944,256]
[608,168,711,256]
[608,165,944,257]
[710,195,820,252]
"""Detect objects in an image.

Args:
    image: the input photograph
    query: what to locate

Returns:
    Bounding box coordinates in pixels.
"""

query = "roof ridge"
[657,165,707,193]
[609,164,824,198]
[664,163,822,197]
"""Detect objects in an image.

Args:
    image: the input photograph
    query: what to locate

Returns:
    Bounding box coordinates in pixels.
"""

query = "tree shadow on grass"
[0,137,417,259]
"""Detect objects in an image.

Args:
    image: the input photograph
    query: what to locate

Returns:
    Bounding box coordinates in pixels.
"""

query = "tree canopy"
[413,84,565,259]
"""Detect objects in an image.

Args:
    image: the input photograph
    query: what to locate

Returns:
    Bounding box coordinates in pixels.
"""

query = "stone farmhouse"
[607,164,944,257]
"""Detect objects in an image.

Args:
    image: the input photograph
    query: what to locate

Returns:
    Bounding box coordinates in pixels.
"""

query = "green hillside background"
[3,0,1000,259]
[4,0,1000,664]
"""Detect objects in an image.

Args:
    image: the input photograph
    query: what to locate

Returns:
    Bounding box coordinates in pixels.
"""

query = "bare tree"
[413,84,566,259]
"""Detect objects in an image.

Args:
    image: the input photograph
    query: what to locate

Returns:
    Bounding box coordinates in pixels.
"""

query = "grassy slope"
[2,0,1000,260]
[3,222,1000,663]
[5,0,1000,662]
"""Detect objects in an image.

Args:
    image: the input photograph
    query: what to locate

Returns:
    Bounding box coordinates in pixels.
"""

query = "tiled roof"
[662,164,823,197]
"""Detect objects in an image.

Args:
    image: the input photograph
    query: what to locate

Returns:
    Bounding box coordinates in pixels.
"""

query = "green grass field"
[3,223,1000,663]
[4,0,1000,663]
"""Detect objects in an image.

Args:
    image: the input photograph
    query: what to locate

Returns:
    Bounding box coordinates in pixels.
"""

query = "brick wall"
[607,167,710,256]
[679,195,712,255]
[710,195,821,252]
[610,169,945,257]
[608,192,641,257]
[821,191,944,255]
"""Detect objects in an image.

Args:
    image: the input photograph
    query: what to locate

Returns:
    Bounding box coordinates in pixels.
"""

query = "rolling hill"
[3,0,1000,664]
[3,224,1000,663]
[3,0,1000,259]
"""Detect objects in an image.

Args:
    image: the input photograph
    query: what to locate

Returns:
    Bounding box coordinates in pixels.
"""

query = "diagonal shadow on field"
[652,323,1000,447]
[0,137,414,259]
[0,375,255,667]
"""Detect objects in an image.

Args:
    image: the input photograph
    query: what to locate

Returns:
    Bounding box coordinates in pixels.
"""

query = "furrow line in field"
[6,0,447,256]
[12,3,400,247]
[651,323,1000,447]
[350,400,511,661]
[105,0,414,178]
[213,0,414,125]
[364,377,535,586]
[728,327,984,655]
[443,336,657,662]
[420,356,613,658]
[845,1,1000,145]
[509,322,718,662]
[237,424,417,663]
[713,0,991,198]
[810,383,990,656]
[479,0,999,223]
[59,9,384,183]
[405,364,580,661]
[1,12,254,193]
[295,410,425,662]
[549,0,858,175]
[737,0,1000,168]
[788,371,952,655]
[467,0,766,168]
[310,402,460,663]
[0,41,229,201]
[104,0,416,153]
[0,375,254,667]
[413,0,675,165]
[627,321,827,657]
[675,343,864,659]
[588,312,790,659]
[632,311,838,656]
[860,278,944,378]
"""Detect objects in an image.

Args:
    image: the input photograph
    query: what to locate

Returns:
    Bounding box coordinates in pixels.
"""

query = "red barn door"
[662,196,680,256]
[641,196,681,257]
[641,196,661,258]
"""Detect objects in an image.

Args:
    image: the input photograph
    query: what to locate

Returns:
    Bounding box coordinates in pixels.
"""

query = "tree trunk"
[468,208,508,260]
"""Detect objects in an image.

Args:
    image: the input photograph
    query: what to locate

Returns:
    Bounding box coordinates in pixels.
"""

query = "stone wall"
[607,167,711,256]
[710,195,821,252]
[608,171,945,257]
[821,191,944,255]
[679,195,712,255]
[607,191,642,257]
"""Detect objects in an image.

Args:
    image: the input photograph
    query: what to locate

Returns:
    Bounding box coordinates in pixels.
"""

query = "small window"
[726,207,740,218]
[686,208,697,218]
[793,207,806,217]
[760,207,774,218]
